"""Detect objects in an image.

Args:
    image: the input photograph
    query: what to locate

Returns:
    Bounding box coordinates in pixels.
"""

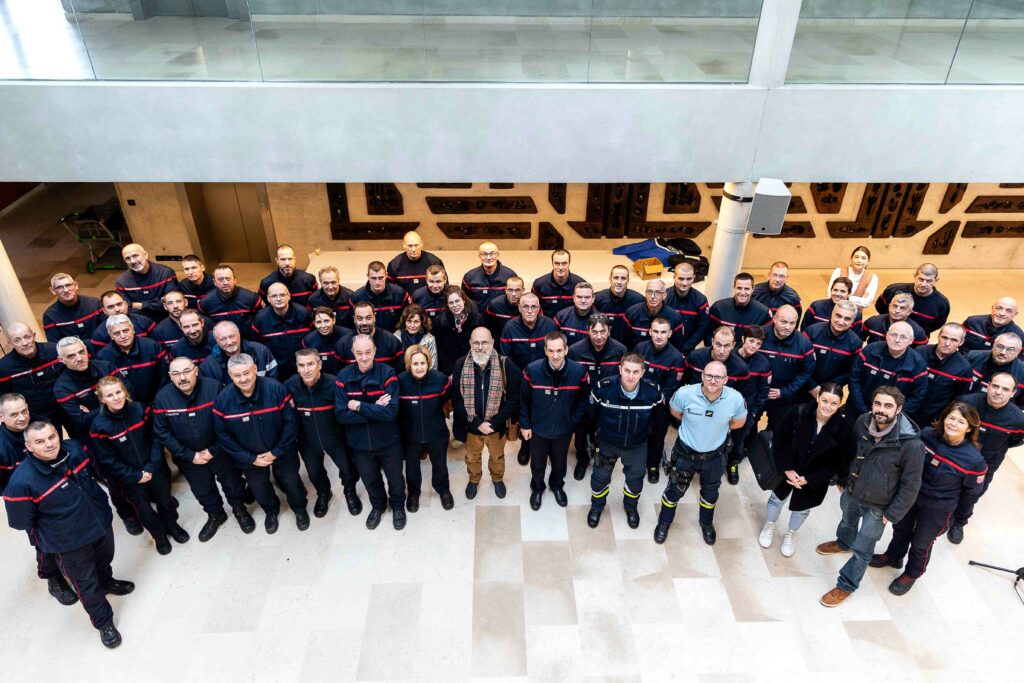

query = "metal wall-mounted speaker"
[745,178,791,235]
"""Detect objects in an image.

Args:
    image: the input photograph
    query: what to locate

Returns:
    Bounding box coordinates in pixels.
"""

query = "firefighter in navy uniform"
[0,393,78,606]
[861,293,929,347]
[567,314,626,480]
[178,254,215,309]
[594,265,644,345]
[664,261,710,356]
[335,302,407,371]
[532,249,585,318]
[848,323,929,419]
[302,306,348,377]
[286,349,363,519]
[462,241,518,311]
[153,357,254,539]
[655,360,747,546]
[349,261,411,334]
[95,314,168,404]
[633,317,684,484]
[396,345,454,512]
[961,297,1023,353]
[90,375,188,555]
[731,326,772,483]
[874,263,950,335]
[116,243,180,322]
[706,273,772,345]
[484,276,525,341]
[151,290,214,350]
[42,273,104,343]
[624,279,686,352]
[0,322,67,435]
[752,261,803,320]
[169,309,217,366]
[307,266,354,325]
[214,354,309,533]
[3,422,134,648]
[802,301,863,397]
[90,290,156,351]
[387,231,446,296]
[870,401,986,595]
[521,332,590,511]
[966,332,1024,407]
[759,304,816,431]
[199,264,263,333]
[910,323,974,427]
[335,335,406,531]
[201,321,280,385]
[586,353,663,529]
[411,265,450,321]
[251,283,313,379]
[801,277,863,334]
[948,373,1024,544]
[258,244,319,309]
[52,336,142,536]
[554,282,598,348]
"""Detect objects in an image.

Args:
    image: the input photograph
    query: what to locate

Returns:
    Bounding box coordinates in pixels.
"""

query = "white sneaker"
[781,530,797,557]
[758,522,775,548]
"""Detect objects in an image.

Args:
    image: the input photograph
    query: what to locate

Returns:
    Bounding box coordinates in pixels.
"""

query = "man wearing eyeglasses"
[966,332,1024,408]
[848,322,929,420]
[624,279,685,351]
[42,273,103,343]
[462,242,517,310]
[654,360,746,546]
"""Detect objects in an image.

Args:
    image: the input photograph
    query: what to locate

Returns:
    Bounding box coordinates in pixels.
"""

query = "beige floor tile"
[356,583,423,680]
[523,541,578,626]
[471,581,527,678]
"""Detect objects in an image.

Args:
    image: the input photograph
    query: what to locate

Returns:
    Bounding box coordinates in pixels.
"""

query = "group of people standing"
[2,235,1021,646]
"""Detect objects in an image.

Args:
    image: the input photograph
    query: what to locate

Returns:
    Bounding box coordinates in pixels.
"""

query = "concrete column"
[0,238,44,339]
[705,182,754,304]
[747,0,803,88]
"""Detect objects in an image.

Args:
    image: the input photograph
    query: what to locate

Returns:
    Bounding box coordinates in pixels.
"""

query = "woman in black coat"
[758,383,854,557]
[433,285,484,375]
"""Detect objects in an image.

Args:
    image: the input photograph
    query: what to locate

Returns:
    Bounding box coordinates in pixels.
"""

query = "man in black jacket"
[213,354,308,534]
[4,422,134,648]
[116,243,179,321]
[286,349,363,518]
[259,244,319,309]
[586,354,663,529]
[910,322,974,426]
[874,263,950,335]
[451,327,520,501]
[335,335,405,531]
[42,272,104,343]
[350,261,411,334]
[818,386,924,608]
[950,374,1024,543]
[388,231,445,296]
[0,322,66,435]
[178,254,215,309]
[154,357,254,539]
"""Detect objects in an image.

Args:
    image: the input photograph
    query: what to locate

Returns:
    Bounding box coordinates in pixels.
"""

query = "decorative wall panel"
[364,183,403,215]
[327,183,418,239]
[810,183,847,214]
[437,222,531,239]
[924,221,959,255]
[426,196,537,214]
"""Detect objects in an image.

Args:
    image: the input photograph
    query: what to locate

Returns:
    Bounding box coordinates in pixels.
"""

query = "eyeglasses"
[168,369,195,379]
[994,344,1021,353]
[479,251,498,258]
[703,374,727,382]
[470,341,492,348]
[52,283,76,291]
[521,305,540,311]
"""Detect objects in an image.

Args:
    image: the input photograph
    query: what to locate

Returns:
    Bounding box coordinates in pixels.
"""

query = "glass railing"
[0,0,763,83]
[787,0,1024,84]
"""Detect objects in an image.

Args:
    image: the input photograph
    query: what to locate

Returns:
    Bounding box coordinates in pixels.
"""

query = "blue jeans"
[835,490,887,593]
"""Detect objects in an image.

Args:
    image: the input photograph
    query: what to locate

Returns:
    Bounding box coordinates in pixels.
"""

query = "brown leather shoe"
[820,587,852,607]
[816,540,851,555]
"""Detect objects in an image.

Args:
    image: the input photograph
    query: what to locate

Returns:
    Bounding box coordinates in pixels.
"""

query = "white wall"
[1,81,1023,182]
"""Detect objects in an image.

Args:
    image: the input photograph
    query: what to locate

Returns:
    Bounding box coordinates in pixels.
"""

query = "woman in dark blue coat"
[397,345,453,512]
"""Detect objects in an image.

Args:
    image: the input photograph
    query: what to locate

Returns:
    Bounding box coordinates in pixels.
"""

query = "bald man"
[462,242,517,309]
[251,282,313,379]
[0,323,66,433]
[759,304,816,431]
[115,243,179,321]
[962,297,1024,354]
[259,244,319,309]
[387,231,446,296]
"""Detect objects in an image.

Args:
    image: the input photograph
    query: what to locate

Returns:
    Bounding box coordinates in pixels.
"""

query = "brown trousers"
[464,432,507,484]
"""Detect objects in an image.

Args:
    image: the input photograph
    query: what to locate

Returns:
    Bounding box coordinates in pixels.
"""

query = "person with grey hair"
[910,322,974,426]
[200,320,279,386]
[95,314,167,404]
[0,322,67,435]
[43,272,104,343]
[862,292,928,347]
[214,353,308,534]
[90,290,156,350]
[875,263,950,335]
[802,300,863,399]
[117,242,180,321]
[848,322,929,419]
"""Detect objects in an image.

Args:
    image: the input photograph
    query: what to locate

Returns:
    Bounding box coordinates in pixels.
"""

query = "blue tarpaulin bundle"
[612,238,708,281]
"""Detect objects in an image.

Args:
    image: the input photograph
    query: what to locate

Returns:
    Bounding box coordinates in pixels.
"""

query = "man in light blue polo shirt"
[655,360,747,546]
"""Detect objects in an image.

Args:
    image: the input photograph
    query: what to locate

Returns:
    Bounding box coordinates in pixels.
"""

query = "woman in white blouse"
[828,245,877,309]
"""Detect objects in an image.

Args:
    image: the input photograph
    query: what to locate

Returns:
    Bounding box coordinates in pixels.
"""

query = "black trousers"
[954,452,1003,527]
[730,411,762,464]
[35,543,60,579]
[404,438,450,497]
[353,442,405,512]
[55,528,115,630]
[529,434,572,492]
[646,403,671,471]
[299,443,360,498]
[659,446,725,526]
[123,469,178,541]
[884,496,955,578]
[574,416,596,466]
[591,441,646,509]
[177,453,247,514]
[243,456,308,514]
[89,461,138,524]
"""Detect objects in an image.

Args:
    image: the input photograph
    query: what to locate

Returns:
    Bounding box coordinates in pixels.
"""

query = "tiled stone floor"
[1,184,1023,679]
